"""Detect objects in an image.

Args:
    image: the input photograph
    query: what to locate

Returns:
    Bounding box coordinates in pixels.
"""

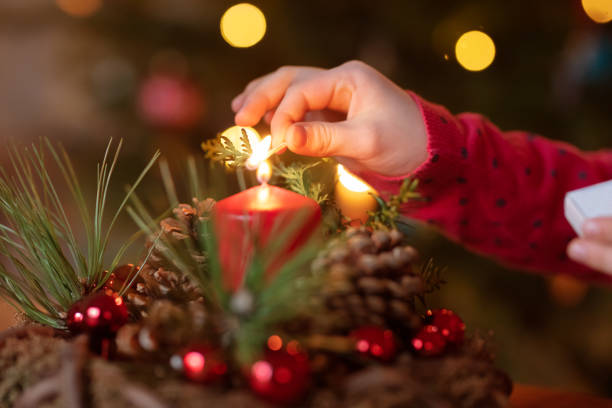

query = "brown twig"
[14,377,60,408]
[124,385,169,408]
[0,325,56,347]
[14,333,88,408]
[60,335,88,408]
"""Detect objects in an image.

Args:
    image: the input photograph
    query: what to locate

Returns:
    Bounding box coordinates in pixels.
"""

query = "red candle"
[213,183,321,291]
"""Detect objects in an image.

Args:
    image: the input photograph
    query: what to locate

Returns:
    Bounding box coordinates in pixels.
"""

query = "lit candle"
[213,138,321,291]
[335,164,378,225]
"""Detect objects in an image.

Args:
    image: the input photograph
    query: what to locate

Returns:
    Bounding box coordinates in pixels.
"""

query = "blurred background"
[0,0,611,397]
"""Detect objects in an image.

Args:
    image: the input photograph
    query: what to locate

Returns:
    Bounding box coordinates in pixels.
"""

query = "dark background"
[0,0,610,397]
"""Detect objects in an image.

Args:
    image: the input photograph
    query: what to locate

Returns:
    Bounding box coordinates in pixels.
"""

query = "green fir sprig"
[201,129,333,204]
[0,139,159,329]
[367,178,421,230]
[201,128,252,169]
[273,160,330,205]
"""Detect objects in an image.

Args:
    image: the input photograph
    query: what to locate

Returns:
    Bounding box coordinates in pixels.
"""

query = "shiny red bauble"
[429,308,466,344]
[179,344,227,384]
[66,298,86,333]
[249,348,310,404]
[412,324,446,357]
[66,292,128,337]
[138,74,205,131]
[350,326,397,362]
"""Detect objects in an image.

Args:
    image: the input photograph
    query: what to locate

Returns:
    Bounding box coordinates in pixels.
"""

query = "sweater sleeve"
[359,93,612,284]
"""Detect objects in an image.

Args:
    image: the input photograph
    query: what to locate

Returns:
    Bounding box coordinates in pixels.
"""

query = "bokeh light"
[582,0,612,23]
[267,335,283,351]
[455,30,496,72]
[220,3,267,48]
[55,0,102,17]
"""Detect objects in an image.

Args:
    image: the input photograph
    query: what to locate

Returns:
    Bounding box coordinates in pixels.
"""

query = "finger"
[264,110,275,125]
[231,76,265,112]
[286,121,355,157]
[270,71,353,146]
[567,238,612,275]
[235,68,300,126]
[581,217,612,244]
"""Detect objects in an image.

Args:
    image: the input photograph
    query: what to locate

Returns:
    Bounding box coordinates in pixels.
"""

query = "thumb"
[286,121,354,157]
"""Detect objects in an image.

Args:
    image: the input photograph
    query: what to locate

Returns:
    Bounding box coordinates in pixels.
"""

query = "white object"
[564,179,612,235]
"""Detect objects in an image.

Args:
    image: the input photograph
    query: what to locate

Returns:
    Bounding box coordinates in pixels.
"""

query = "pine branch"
[415,258,447,307]
[367,178,421,230]
[273,161,329,204]
[201,130,252,169]
[0,139,159,329]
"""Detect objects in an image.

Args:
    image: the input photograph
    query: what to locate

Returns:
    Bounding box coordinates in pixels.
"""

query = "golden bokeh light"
[455,30,496,72]
[221,126,260,168]
[56,0,102,17]
[582,0,612,23]
[220,3,267,48]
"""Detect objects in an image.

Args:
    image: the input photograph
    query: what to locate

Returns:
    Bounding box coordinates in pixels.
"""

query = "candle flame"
[337,164,371,193]
[246,135,272,171]
[257,161,272,184]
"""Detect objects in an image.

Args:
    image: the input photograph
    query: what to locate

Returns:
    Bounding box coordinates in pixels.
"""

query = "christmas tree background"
[0,0,610,397]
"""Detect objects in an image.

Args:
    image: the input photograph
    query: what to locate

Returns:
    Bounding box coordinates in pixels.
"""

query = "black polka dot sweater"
[359,93,612,284]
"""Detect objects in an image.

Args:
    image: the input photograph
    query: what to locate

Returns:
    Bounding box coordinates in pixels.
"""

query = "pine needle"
[0,139,159,328]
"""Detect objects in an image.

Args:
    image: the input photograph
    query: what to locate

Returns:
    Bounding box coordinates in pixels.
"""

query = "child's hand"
[568,218,612,275]
[231,61,428,177]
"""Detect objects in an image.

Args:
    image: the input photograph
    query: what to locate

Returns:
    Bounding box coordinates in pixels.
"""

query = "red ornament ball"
[67,292,128,336]
[429,309,466,344]
[249,348,310,404]
[138,74,205,131]
[350,326,397,362]
[412,325,446,357]
[179,344,227,383]
[66,299,86,333]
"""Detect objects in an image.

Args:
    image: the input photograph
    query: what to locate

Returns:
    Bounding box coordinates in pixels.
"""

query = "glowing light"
[371,344,383,356]
[337,164,371,193]
[356,339,370,353]
[73,312,83,323]
[256,161,272,184]
[582,0,612,23]
[55,0,102,17]
[252,360,273,383]
[87,307,100,319]
[412,338,423,350]
[267,335,283,351]
[222,125,260,149]
[455,30,496,72]
[184,351,206,373]
[286,340,301,356]
[220,3,267,48]
[114,296,123,306]
[247,135,272,171]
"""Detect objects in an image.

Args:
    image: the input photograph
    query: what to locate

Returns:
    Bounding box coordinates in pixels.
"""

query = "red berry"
[249,348,310,404]
[429,309,466,344]
[78,292,128,336]
[350,326,397,362]
[179,344,227,384]
[66,299,86,334]
[412,325,446,357]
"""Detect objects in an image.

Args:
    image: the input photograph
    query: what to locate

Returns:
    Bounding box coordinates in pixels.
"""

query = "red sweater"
[360,93,612,284]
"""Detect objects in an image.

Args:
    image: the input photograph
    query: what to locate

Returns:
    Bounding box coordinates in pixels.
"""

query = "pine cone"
[312,227,424,336]
[115,299,210,357]
[118,198,215,316]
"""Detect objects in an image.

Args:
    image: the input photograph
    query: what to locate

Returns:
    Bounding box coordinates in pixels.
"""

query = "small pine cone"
[115,299,210,357]
[121,199,214,315]
[313,227,425,336]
